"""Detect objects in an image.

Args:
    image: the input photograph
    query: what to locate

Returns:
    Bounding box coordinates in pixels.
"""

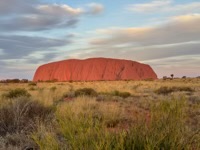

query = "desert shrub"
[28,82,37,86]
[0,133,37,150]
[163,76,167,80]
[29,87,37,91]
[182,76,187,79]
[188,96,200,105]
[96,95,107,101]
[0,96,55,136]
[32,125,60,150]
[155,86,194,95]
[3,88,31,99]
[99,90,131,98]
[61,92,75,100]
[50,86,57,92]
[177,86,194,92]
[155,86,173,95]
[112,90,131,98]
[75,88,97,97]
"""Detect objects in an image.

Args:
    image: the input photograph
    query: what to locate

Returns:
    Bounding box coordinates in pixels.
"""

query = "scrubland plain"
[0,78,200,149]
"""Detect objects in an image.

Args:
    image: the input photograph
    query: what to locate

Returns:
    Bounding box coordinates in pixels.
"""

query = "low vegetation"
[0,78,199,149]
[0,96,55,149]
[99,90,131,98]
[3,88,31,99]
[28,82,37,86]
[155,86,194,95]
[111,90,131,98]
[0,79,29,83]
[74,88,98,97]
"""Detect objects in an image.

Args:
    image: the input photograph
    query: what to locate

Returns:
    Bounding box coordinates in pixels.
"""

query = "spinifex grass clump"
[50,86,57,92]
[156,86,194,95]
[0,97,55,136]
[60,88,97,101]
[112,90,131,98]
[3,88,31,99]
[101,90,131,98]
[0,96,56,149]
[75,88,97,97]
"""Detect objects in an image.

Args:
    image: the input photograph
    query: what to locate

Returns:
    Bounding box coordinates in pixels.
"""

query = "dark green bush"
[3,88,31,99]
[156,86,194,95]
[75,88,97,97]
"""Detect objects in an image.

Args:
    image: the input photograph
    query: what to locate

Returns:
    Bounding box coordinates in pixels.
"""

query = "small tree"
[163,76,167,80]
[171,74,174,79]
[182,76,186,79]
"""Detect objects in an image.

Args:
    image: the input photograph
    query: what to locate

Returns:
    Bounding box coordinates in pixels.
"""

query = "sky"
[0,0,200,79]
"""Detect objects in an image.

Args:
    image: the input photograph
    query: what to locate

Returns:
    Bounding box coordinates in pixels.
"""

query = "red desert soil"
[33,58,157,81]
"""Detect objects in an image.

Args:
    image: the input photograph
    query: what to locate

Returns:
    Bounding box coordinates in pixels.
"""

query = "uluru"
[33,58,157,82]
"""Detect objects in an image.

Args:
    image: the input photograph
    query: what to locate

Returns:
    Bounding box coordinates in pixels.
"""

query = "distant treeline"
[163,76,200,80]
[0,76,199,83]
[0,79,29,83]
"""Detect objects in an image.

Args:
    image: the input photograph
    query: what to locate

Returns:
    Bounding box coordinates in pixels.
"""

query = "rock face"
[33,58,157,81]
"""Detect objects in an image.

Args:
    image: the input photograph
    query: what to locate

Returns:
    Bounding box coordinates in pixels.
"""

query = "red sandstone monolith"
[33,58,157,81]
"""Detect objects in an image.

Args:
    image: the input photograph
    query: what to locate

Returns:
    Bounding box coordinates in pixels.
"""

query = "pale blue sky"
[0,0,200,79]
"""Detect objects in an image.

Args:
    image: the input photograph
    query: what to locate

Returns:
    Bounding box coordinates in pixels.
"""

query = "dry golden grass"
[0,78,200,149]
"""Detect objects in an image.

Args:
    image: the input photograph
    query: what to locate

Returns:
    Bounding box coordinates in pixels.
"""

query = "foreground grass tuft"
[124,98,199,149]
[0,97,55,136]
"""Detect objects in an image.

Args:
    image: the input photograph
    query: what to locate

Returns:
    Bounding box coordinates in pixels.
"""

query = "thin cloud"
[127,0,200,14]
[0,35,72,59]
[0,1,104,32]
[37,4,83,16]
[86,3,104,15]
[128,0,172,13]
[90,14,200,46]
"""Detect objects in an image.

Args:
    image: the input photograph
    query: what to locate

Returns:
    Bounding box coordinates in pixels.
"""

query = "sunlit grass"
[0,78,200,149]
